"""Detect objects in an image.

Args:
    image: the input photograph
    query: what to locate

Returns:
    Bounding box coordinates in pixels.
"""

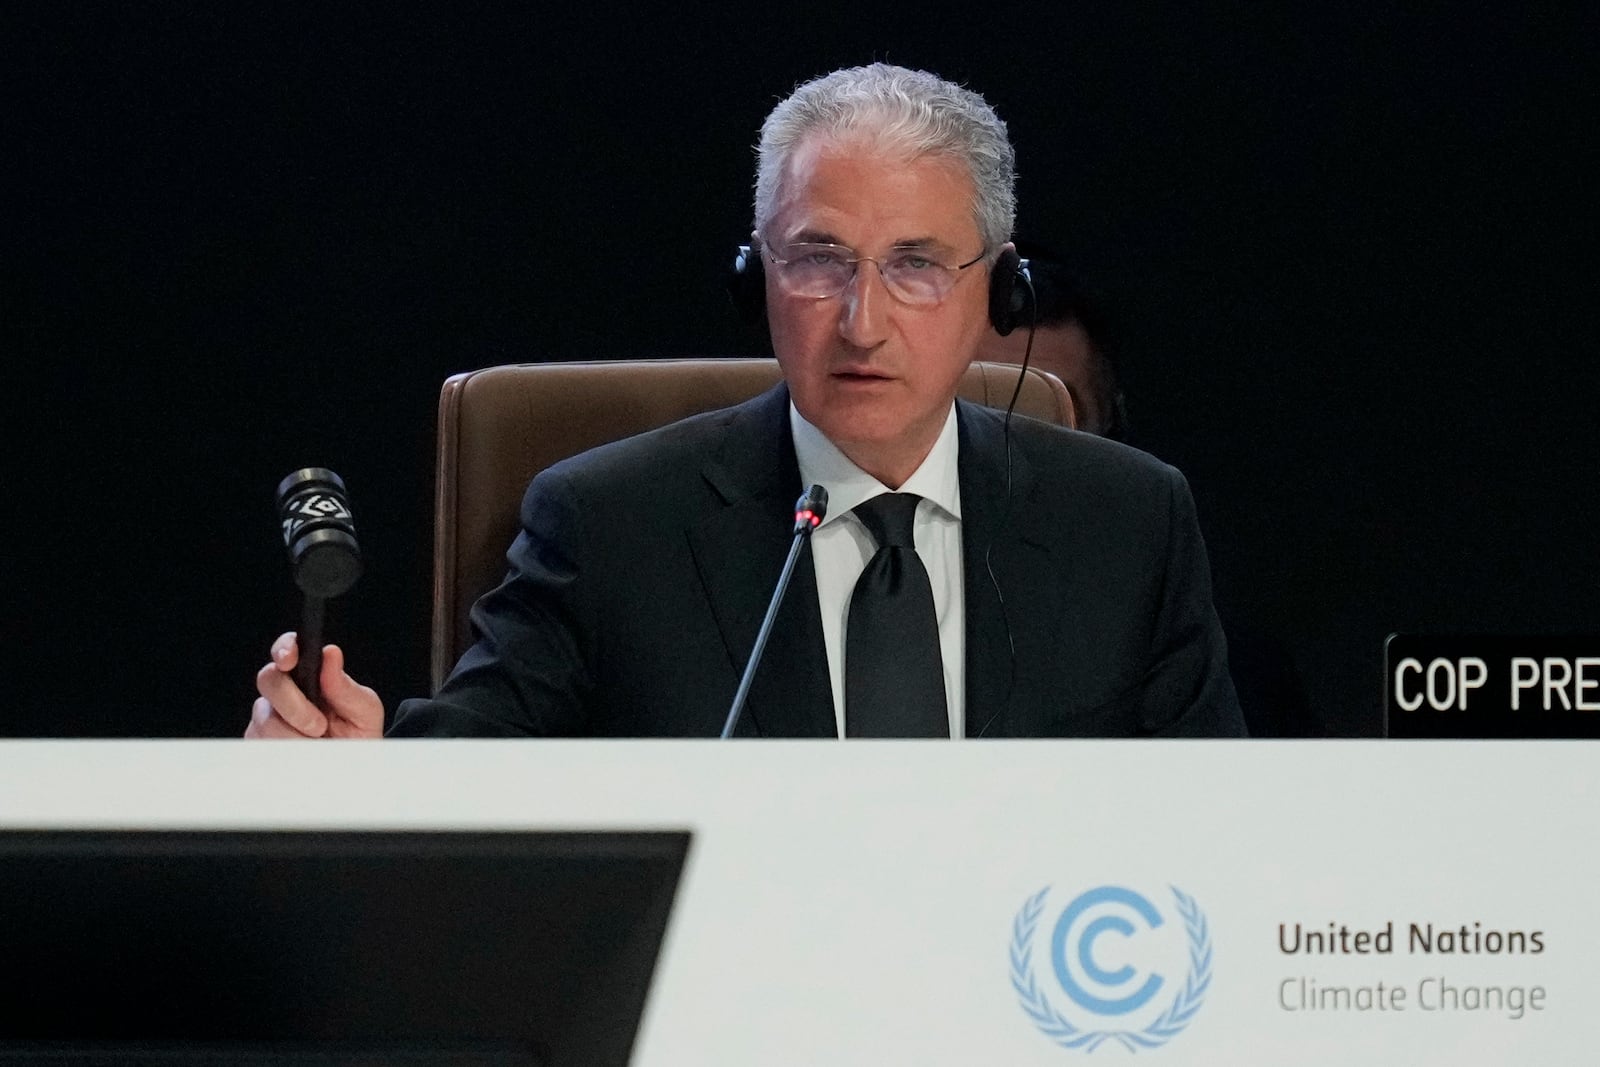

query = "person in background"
[976,241,1128,441]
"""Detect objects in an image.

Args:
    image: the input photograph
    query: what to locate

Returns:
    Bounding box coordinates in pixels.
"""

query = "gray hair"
[753,63,1017,255]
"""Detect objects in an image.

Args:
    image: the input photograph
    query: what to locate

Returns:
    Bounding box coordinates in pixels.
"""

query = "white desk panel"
[1,740,1593,1066]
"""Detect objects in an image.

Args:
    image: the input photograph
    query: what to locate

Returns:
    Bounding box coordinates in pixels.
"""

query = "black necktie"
[845,493,949,737]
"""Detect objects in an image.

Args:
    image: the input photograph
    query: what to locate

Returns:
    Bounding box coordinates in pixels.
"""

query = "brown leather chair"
[430,358,1075,691]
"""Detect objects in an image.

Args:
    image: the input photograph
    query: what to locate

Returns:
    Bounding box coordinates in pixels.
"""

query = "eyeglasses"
[760,241,987,307]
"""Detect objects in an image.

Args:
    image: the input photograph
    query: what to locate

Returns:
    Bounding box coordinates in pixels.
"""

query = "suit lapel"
[958,401,1059,738]
[686,384,836,738]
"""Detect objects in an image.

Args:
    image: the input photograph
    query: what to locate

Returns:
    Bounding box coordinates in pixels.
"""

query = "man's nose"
[837,262,890,348]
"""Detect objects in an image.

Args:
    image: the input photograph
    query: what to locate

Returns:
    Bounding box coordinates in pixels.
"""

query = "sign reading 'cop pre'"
[1384,634,1600,737]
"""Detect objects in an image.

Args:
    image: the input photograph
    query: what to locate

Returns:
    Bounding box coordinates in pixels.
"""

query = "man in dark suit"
[247,63,1245,740]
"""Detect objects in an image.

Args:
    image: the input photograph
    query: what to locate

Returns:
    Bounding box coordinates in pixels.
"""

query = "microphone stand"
[720,486,827,738]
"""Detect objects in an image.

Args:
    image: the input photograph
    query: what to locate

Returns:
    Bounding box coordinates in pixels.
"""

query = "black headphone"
[728,243,1033,335]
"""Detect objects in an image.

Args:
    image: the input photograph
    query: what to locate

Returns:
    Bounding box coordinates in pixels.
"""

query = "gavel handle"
[294,595,326,708]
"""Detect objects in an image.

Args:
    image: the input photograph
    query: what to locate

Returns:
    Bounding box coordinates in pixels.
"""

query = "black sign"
[1385,635,1600,738]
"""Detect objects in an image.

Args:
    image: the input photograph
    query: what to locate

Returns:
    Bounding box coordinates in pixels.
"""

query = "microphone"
[276,467,363,707]
[720,484,828,739]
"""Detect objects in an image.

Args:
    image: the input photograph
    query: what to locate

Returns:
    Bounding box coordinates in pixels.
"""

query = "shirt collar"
[789,401,962,526]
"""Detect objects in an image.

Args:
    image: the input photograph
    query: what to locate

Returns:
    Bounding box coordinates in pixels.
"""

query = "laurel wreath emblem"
[1009,885,1213,1052]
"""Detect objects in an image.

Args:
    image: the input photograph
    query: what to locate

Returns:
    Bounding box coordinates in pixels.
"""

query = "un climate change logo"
[1010,885,1212,1052]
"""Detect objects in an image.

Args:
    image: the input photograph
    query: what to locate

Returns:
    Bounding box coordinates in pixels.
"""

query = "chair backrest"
[430,358,1075,691]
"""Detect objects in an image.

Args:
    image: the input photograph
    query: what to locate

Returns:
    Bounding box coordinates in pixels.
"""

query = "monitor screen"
[0,829,691,1067]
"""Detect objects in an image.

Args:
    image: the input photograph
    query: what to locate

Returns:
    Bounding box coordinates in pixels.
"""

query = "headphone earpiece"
[989,247,1033,336]
[727,243,767,327]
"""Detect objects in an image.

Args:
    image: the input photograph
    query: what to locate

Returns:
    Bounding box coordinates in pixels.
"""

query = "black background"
[8,4,1595,737]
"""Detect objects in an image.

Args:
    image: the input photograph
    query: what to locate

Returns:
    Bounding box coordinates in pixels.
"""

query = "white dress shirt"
[790,402,966,738]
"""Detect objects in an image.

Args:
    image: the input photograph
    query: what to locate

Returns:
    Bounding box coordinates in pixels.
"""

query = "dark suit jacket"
[388,383,1245,737]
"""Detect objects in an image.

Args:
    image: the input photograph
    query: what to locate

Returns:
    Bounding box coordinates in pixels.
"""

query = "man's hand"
[245,631,385,739]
